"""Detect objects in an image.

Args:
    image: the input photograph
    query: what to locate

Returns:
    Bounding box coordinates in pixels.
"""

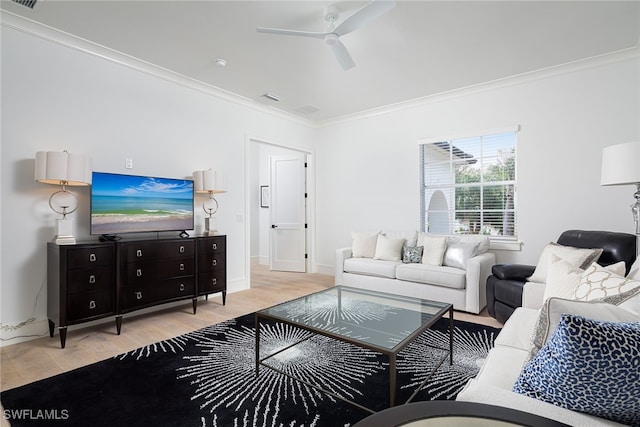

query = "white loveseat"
[456,257,640,426]
[334,230,496,314]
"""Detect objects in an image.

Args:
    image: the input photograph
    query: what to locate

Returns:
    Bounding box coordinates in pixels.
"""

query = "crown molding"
[0,10,315,128]
[317,44,640,128]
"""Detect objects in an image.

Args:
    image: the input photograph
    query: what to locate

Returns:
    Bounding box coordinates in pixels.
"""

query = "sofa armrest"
[335,247,352,285]
[492,264,535,281]
[522,281,546,309]
[465,252,497,314]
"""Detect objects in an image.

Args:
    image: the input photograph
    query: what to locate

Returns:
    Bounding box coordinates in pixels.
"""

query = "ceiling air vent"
[294,105,320,115]
[261,93,282,102]
[11,0,37,9]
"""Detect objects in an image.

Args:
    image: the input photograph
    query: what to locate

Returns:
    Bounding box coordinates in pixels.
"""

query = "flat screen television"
[90,172,194,236]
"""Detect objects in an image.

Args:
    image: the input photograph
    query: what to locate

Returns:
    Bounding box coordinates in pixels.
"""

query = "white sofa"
[334,230,496,314]
[456,261,640,426]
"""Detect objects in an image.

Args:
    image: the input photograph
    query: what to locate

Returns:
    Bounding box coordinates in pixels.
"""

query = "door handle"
[271,224,278,228]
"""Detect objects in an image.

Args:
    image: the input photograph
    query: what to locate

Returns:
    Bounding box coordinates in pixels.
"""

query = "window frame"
[419,126,520,244]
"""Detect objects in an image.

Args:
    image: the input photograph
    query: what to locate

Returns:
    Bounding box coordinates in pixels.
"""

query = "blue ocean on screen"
[92,195,192,216]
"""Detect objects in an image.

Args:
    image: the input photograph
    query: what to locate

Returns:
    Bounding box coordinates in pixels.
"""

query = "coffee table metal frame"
[255,286,453,413]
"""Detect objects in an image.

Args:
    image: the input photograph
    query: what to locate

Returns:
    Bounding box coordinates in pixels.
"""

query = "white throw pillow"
[351,231,379,258]
[628,256,640,280]
[443,238,479,270]
[573,263,640,301]
[543,257,626,303]
[527,242,603,284]
[418,235,447,266]
[373,234,405,261]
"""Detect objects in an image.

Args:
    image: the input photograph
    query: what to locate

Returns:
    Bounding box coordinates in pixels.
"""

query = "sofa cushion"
[494,307,539,351]
[514,314,640,426]
[573,263,640,301]
[628,256,640,280]
[343,257,399,279]
[543,257,626,302]
[395,263,466,289]
[402,245,423,264]
[530,297,638,357]
[527,242,603,284]
[383,230,418,247]
[373,234,405,261]
[443,239,479,270]
[418,235,447,266]
[456,234,490,255]
[474,346,529,390]
[351,231,379,258]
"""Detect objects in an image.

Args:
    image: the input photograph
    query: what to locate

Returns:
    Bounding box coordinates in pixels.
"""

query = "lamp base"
[204,217,218,235]
[54,218,76,245]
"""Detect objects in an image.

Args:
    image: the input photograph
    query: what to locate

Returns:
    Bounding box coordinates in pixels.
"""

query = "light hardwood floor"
[1,266,501,395]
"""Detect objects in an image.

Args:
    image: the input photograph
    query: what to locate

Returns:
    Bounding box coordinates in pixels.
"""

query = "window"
[420,129,517,240]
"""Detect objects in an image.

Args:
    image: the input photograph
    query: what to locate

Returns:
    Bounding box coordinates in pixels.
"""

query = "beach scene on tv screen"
[91,173,193,235]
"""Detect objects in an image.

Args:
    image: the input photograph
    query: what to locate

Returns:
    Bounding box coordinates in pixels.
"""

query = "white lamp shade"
[35,151,92,186]
[601,142,640,186]
[193,169,227,193]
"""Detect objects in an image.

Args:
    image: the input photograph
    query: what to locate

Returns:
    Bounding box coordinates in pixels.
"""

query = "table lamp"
[601,141,640,257]
[193,169,227,235]
[35,150,92,244]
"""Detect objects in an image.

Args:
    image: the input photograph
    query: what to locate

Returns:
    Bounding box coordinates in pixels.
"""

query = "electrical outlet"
[125,158,133,169]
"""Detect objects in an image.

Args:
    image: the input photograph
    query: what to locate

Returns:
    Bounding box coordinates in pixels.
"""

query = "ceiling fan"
[256,0,396,71]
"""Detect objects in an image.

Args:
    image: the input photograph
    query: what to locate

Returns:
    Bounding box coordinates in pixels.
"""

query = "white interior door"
[269,154,306,272]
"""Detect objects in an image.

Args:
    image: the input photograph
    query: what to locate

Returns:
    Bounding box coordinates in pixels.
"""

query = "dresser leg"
[48,319,55,338]
[222,291,227,306]
[116,316,122,335]
[59,327,67,349]
[192,298,197,314]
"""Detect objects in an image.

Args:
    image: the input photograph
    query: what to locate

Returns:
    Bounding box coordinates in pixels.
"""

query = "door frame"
[245,135,315,287]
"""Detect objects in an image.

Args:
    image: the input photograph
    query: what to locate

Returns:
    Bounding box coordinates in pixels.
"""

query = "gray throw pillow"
[402,245,424,264]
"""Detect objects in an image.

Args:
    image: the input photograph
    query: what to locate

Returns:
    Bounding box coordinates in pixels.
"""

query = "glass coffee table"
[255,286,453,412]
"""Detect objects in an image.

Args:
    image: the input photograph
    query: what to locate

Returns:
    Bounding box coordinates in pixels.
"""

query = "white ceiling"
[3,0,639,123]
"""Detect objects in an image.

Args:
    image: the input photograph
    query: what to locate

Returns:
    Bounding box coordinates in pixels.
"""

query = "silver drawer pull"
[212,243,217,250]
[135,291,143,300]
[179,263,185,271]
[136,249,143,257]
[179,283,185,291]
[89,300,96,309]
[212,259,217,267]
[89,253,97,262]
[179,245,185,253]
[136,269,143,277]
[88,275,96,284]
[212,278,217,285]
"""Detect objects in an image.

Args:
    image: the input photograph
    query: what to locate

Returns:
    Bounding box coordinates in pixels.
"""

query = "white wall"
[0,23,315,342]
[314,52,639,273]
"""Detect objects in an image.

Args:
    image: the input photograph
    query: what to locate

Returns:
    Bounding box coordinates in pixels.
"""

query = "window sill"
[489,240,522,251]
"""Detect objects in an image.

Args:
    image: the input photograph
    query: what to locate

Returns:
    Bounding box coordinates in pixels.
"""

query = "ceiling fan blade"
[330,39,355,70]
[334,0,395,37]
[256,27,326,40]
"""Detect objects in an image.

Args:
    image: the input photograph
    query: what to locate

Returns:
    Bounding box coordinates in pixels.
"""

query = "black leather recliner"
[486,229,637,324]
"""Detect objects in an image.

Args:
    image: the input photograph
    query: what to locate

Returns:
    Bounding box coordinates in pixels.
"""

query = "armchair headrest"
[558,230,637,275]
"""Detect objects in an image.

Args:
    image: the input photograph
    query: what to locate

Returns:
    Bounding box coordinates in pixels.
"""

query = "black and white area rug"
[1,313,500,427]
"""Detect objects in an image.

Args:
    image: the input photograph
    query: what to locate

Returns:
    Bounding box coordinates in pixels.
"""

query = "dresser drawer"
[122,240,195,263]
[197,252,226,273]
[121,277,195,310]
[67,267,113,294]
[197,236,225,255]
[67,290,113,322]
[158,277,196,300]
[198,270,226,294]
[124,258,194,283]
[67,246,113,269]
